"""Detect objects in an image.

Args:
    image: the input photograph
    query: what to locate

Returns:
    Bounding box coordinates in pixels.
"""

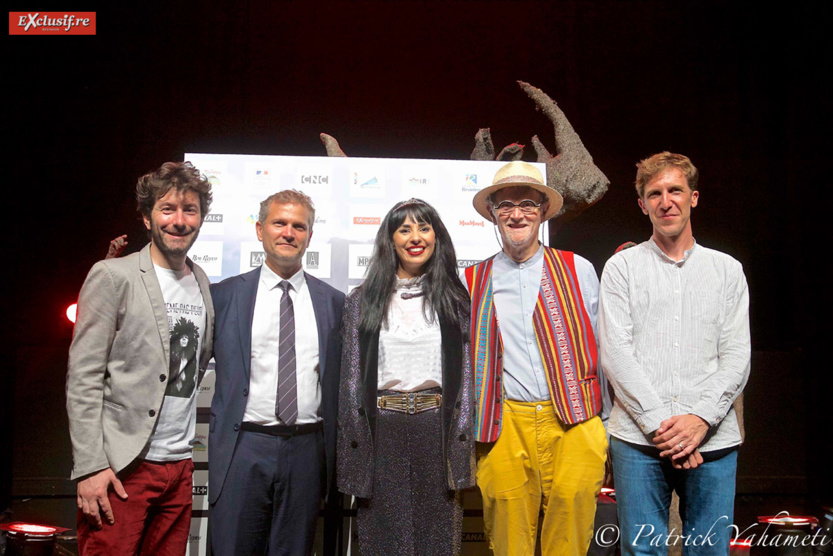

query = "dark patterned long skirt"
[357,388,463,556]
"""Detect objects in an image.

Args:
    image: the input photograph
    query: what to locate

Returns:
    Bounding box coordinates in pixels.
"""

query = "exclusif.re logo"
[9,12,96,35]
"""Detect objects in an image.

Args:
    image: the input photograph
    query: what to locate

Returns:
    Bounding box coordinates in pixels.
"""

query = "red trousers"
[77,459,193,556]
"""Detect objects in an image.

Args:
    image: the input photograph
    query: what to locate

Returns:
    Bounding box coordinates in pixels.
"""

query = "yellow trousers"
[476,400,607,556]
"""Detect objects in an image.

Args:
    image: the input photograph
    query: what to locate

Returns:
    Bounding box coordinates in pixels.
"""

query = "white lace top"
[377,276,443,392]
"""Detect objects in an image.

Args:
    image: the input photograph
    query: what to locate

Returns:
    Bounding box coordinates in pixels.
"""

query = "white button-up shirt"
[598,239,750,451]
[244,264,321,425]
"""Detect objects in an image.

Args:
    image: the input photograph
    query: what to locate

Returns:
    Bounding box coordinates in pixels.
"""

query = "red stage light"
[66,303,77,323]
[7,523,57,535]
[758,515,817,526]
[0,522,69,556]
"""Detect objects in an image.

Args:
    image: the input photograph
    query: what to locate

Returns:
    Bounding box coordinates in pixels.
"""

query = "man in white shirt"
[67,161,214,554]
[599,152,750,555]
[209,190,344,556]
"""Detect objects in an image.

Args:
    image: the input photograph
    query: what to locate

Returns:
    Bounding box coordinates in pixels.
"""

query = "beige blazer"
[66,244,214,480]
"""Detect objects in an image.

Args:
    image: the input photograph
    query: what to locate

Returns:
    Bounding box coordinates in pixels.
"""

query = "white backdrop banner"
[186,153,548,290]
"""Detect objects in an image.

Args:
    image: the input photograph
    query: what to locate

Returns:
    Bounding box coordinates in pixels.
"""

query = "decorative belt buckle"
[377,393,441,414]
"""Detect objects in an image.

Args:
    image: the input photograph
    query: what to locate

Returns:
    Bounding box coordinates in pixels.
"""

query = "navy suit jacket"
[208,266,344,506]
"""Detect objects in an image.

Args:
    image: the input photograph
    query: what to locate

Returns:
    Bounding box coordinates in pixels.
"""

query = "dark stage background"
[6,0,831,531]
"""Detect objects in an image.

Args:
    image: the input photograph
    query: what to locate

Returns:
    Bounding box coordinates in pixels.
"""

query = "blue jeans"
[610,437,738,555]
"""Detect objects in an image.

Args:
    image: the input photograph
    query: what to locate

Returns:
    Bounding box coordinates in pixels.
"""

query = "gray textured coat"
[337,288,475,498]
[66,244,214,479]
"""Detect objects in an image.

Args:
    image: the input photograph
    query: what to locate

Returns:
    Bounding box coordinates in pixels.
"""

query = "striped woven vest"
[465,248,602,442]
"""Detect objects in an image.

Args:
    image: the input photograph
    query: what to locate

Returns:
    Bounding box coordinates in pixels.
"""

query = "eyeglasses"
[492,199,543,215]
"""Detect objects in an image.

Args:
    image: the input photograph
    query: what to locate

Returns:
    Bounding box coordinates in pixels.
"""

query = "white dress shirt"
[598,239,750,451]
[244,264,321,425]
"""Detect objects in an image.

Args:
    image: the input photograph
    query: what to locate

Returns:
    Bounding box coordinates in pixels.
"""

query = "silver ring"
[678,443,684,450]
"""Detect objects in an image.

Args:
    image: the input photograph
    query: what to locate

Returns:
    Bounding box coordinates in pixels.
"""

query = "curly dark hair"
[136,161,213,221]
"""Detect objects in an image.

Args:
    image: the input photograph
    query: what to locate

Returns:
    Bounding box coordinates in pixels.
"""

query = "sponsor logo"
[306,251,319,269]
[204,214,223,223]
[462,174,479,192]
[462,532,485,542]
[246,214,258,224]
[9,12,95,35]
[198,385,212,393]
[189,534,202,542]
[255,169,269,176]
[357,256,370,267]
[353,216,381,225]
[300,175,329,185]
[353,173,378,187]
[191,254,219,264]
[408,177,429,185]
[314,216,327,224]
[459,220,485,227]
[193,485,208,496]
[250,251,266,267]
[456,259,481,268]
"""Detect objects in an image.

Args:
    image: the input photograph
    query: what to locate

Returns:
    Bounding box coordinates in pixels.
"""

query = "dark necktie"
[276,280,297,425]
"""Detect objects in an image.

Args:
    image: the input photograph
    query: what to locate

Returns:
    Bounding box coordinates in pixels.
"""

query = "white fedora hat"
[472,161,563,221]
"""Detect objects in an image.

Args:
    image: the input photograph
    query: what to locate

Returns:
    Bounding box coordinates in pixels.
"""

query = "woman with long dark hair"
[337,198,475,555]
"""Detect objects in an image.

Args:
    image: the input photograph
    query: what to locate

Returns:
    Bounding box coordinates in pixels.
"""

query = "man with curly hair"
[67,161,215,555]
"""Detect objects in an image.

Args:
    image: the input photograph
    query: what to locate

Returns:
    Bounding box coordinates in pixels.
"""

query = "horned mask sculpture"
[320,81,609,234]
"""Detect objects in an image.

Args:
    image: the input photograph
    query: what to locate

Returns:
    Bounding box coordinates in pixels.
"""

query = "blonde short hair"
[258,190,316,229]
[635,152,698,197]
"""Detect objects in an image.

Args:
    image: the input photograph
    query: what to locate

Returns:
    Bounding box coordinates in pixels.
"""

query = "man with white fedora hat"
[463,160,608,556]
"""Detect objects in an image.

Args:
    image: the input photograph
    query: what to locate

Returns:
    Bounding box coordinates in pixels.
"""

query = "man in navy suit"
[209,190,344,556]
